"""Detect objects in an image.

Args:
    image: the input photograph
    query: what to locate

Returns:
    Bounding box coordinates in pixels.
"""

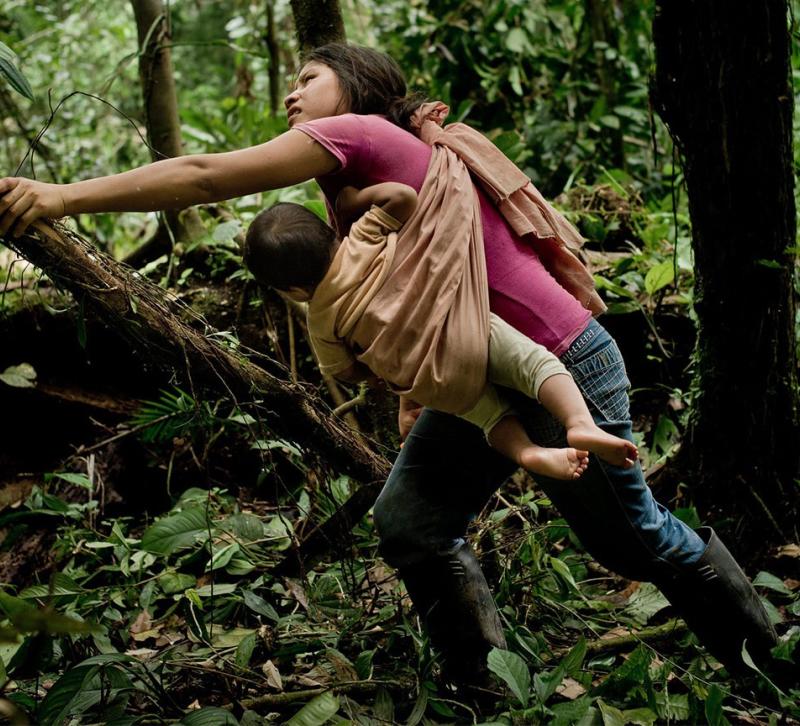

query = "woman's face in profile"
[284,62,348,127]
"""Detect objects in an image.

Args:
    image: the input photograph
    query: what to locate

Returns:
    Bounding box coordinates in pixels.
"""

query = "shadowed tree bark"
[126,0,203,268]
[289,0,346,56]
[264,0,282,116]
[652,0,799,557]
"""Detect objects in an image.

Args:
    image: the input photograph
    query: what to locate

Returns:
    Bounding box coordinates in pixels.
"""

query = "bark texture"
[5,223,390,569]
[289,0,346,56]
[652,1,799,554]
[127,0,200,269]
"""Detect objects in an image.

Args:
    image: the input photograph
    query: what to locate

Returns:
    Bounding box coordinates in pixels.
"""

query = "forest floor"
[0,245,798,725]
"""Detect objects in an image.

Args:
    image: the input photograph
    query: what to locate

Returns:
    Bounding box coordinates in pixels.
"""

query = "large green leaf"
[142,507,211,555]
[0,592,94,635]
[37,664,131,725]
[19,573,85,599]
[286,692,340,726]
[0,46,33,101]
[487,647,530,707]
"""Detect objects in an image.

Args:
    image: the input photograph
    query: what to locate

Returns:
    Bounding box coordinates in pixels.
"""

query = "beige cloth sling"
[308,146,491,415]
[308,106,602,416]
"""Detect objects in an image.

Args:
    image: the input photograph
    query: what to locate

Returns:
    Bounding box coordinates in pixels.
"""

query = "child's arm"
[335,361,378,385]
[336,183,417,226]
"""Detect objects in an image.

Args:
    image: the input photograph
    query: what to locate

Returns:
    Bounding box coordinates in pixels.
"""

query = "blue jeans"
[373,319,706,579]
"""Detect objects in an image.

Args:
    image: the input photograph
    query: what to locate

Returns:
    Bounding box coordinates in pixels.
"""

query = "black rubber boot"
[657,527,779,675]
[398,542,506,686]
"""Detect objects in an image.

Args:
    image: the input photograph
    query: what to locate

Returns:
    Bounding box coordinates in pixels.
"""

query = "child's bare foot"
[566,424,638,468]
[518,446,590,480]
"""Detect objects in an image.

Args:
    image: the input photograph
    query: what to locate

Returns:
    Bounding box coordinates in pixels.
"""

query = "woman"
[0,43,775,684]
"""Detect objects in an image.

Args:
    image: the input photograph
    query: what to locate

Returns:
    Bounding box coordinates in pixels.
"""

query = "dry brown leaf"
[130,611,152,635]
[556,677,586,700]
[263,660,283,691]
[285,578,309,611]
[776,544,800,558]
[131,629,161,643]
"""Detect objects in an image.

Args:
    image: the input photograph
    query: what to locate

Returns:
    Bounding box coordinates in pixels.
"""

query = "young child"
[243,183,637,480]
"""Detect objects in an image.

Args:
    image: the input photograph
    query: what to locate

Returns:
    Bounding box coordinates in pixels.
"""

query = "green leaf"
[560,637,587,675]
[303,199,328,221]
[644,260,675,295]
[672,506,701,529]
[595,644,652,698]
[210,542,240,570]
[405,686,428,726]
[0,55,34,101]
[549,556,579,592]
[235,632,257,668]
[752,571,793,596]
[212,220,241,244]
[38,664,131,724]
[242,590,279,622]
[506,28,528,54]
[225,512,265,542]
[597,698,626,726]
[487,647,530,707]
[19,573,85,598]
[550,696,591,726]
[654,691,690,721]
[0,363,37,389]
[47,472,93,489]
[142,507,211,555]
[179,707,240,725]
[0,42,15,63]
[0,592,94,635]
[756,258,783,269]
[159,572,196,594]
[621,707,658,725]
[704,684,729,726]
[624,582,670,626]
[286,692,340,726]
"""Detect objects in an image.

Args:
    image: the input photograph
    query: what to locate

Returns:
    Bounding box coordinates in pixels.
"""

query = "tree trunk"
[289,0,346,57]
[4,222,390,570]
[126,0,201,269]
[264,0,281,116]
[652,1,799,556]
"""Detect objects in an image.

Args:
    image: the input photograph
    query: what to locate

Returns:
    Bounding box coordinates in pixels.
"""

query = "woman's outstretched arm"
[0,129,338,238]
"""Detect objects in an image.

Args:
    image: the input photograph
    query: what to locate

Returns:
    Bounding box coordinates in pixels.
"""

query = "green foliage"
[0,41,33,100]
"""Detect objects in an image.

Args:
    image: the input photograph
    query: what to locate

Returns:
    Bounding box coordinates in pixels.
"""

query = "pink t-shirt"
[295,114,590,355]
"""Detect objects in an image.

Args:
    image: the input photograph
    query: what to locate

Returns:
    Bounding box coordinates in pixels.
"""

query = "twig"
[332,386,367,417]
[542,618,688,662]
[285,300,297,383]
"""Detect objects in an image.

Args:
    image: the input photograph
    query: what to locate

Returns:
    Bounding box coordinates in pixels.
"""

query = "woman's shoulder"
[302,113,413,136]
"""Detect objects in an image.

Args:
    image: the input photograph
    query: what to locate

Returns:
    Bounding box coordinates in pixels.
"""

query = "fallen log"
[3,222,391,571]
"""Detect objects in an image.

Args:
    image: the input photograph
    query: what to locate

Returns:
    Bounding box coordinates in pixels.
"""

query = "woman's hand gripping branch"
[0,177,66,238]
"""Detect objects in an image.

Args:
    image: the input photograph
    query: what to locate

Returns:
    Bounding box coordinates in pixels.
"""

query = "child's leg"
[459,384,589,480]
[487,414,589,480]
[487,314,637,468]
[536,374,637,467]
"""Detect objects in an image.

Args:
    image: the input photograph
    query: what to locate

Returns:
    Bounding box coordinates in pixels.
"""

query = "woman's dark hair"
[243,203,336,292]
[303,43,426,131]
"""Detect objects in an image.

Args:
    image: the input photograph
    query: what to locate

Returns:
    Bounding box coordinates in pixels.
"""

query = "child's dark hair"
[243,203,336,292]
[303,43,426,132]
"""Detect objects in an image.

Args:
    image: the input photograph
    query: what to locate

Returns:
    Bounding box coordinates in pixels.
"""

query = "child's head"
[244,202,337,298]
